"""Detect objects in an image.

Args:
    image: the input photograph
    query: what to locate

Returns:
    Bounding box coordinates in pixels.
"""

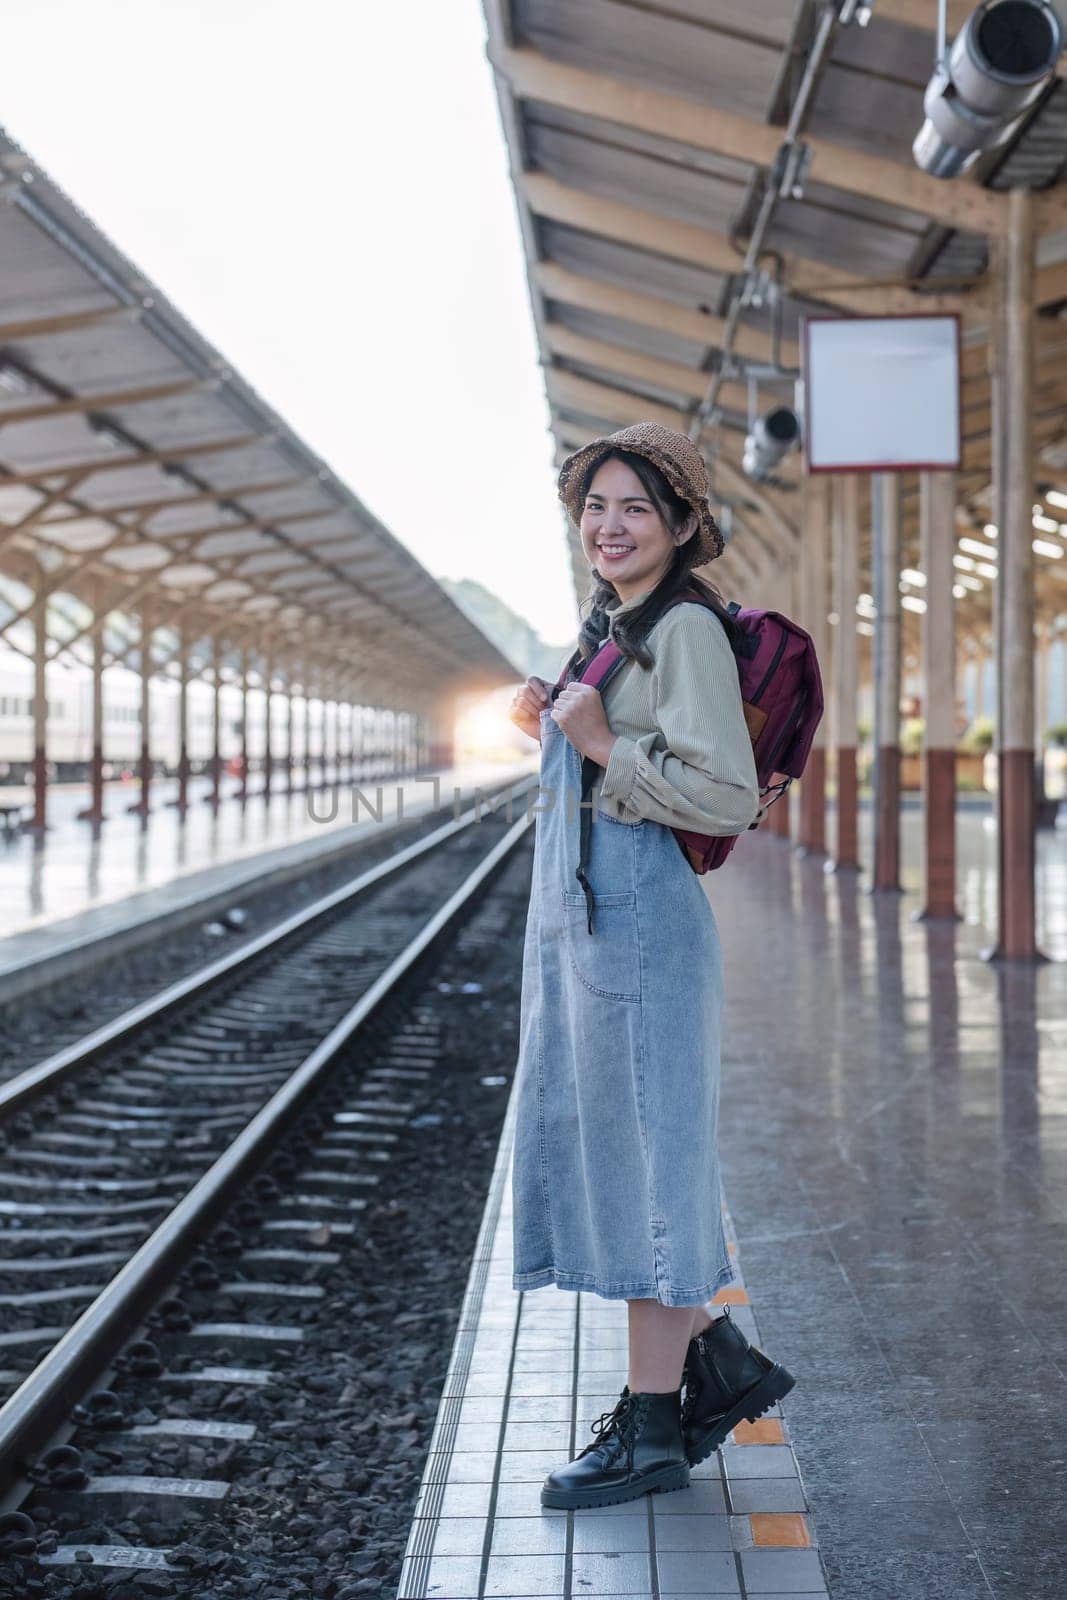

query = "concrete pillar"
[871,472,902,891]
[343,699,354,783]
[767,561,797,840]
[210,636,223,808]
[130,601,152,817]
[286,674,296,796]
[175,617,190,812]
[1035,620,1050,806]
[239,643,250,803]
[30,579,48,834]
[303,668,313,791]
[798,477,829,856]
[78,582,107,824]
[918,471,959,919]
[327,691,338,787]
[830,475,860,870]
[993,188,1040,959]
[263,645,274,800]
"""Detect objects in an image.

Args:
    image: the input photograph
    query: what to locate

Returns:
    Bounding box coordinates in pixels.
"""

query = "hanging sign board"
[803,313,961,473]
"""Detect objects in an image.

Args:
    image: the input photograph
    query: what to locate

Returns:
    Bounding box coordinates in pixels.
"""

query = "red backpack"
[553,590,824,930]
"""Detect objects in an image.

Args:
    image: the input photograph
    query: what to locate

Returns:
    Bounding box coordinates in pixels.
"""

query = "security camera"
[742,406,800,481]
[913,1,1063,178]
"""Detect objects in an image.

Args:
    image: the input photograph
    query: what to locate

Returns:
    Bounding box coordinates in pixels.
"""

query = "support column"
[993,188,1040,959]
[830,476,860,870]
[767,561,796,840]
[210,636,223,808]
[30,578,48,834]
[343,698,354,784]
[78,581,107,824]
[1034,620,1050,812]
[176,617,190,812]
[238,643,250,802]
[303,667,313,791]
[356,703,366,781]
[798,477,828,856]
[871,472,902,891]
[286,674,296,796]
[263,643,274,800]
[129,601,152,817]
[917,471,960,918]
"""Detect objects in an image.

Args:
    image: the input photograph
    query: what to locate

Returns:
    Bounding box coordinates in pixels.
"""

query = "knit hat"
[557,421,724,565]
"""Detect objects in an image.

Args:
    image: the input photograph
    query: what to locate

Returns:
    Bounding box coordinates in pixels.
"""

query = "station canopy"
[483,0,1067,639]
[0,126,518,708]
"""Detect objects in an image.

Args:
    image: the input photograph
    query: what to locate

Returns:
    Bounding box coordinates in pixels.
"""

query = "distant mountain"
[440,577,573,682]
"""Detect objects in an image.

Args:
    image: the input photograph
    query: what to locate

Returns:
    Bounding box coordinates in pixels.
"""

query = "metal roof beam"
[545,324,759,411]
[489,43,1010,236]
[0,378,216,429]
[44,476,305,526]
[0,434,260,490]
[525,174,983,322]
[0,305,141,343]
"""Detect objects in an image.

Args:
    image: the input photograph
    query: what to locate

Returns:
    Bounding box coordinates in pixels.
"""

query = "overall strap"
[570,645,629,934]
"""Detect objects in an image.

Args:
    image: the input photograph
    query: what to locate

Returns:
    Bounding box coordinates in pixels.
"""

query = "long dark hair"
[562,449,739,680]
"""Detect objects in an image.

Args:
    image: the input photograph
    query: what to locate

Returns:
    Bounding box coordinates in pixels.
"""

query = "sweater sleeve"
[596,606,760,835]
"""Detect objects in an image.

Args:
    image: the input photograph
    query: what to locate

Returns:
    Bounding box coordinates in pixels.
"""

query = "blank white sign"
[804,315,960,472]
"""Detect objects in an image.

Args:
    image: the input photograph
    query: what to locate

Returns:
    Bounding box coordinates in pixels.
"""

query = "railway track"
[0,769,530,1071]
[0,783,536,1590]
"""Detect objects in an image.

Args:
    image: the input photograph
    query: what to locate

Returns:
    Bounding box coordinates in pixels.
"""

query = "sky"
[0,0,579,648]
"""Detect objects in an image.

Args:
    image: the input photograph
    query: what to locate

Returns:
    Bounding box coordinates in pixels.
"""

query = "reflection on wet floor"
[712,804,1066,1599]
[0,761,529,941]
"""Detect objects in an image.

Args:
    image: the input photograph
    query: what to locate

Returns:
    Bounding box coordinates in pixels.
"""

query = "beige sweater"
[554,585,760,836]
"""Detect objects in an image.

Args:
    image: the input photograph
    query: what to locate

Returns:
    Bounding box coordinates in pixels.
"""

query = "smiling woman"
[506,421,792,1514]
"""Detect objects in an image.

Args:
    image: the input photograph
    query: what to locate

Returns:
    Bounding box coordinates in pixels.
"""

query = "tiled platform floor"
[0,758,531,970]
[398,1085,826,1599]
[398,799,1067,1599]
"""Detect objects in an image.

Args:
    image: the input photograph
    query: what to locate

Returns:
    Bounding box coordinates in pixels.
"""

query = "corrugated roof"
[483,0,1067,632]
[0,127,518,703]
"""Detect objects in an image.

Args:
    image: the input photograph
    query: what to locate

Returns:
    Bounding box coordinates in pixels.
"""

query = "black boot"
[540,1385,690,1510]
[681,1306,796,1466]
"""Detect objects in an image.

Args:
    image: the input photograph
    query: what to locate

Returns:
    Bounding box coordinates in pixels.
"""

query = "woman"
[508,422,795,1512]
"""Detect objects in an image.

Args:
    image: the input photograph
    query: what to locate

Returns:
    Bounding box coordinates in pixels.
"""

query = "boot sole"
[540,1460,690,1511]
[685,1362,796,1468]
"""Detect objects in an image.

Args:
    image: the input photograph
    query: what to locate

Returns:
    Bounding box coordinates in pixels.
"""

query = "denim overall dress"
[510,680,736,1308]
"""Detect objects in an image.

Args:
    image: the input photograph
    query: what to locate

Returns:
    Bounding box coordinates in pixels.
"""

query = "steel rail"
[0,809,533,1489]
[0,777,538,1125]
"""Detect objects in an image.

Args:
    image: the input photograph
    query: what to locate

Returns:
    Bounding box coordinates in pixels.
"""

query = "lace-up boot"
[681,1305,795,1466]
[540,1385,690,1510]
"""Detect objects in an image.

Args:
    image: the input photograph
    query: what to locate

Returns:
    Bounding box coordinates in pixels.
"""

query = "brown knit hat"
[557,421,724,565]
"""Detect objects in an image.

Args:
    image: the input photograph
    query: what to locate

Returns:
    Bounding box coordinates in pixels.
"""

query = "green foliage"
[900,717,925,756]
[960,716,995,754]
